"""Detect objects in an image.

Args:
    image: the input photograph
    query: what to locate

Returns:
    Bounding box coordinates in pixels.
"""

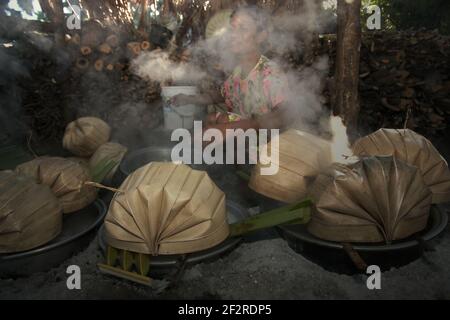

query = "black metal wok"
[0,200,107,278]
[257,193,448,274]
[98,200,248,278]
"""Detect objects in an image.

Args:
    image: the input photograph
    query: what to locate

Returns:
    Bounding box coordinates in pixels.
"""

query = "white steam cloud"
[131,50,207,85]
[131,0,338,135]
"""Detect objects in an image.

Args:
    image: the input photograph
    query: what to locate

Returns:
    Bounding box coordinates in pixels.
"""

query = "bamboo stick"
[84,181,124,193]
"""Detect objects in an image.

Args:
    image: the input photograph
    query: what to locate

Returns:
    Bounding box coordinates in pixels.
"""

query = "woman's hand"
[216,113,230,124]
[170,94,194,107]
[206,112,230,125]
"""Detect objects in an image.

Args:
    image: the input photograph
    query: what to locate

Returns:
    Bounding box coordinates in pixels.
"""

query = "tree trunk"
[0,15,53,39]
[38,0,65,45]
[334,0,361,139]
[162,0,176,17]
[81,0,133,28]
[138,0,148,32]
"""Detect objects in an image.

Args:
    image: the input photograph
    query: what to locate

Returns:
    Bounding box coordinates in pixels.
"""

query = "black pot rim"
[120,146,173,176]
[279,204,448,252]
[98,200,246,268]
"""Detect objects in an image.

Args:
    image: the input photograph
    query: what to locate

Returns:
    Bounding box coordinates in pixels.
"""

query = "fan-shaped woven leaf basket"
[105,162,229,255]
[352,129,450,204]
[308,156,432,243]
[249,129,332,204]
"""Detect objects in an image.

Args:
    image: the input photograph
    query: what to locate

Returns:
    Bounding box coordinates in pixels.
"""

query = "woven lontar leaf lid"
[16,157,97,213]
[63,117,111,157]
[249,129,332,204]
[0,171,62,253]
[352,129,450,204]
[308,156,432,243]
[105,162,229,255]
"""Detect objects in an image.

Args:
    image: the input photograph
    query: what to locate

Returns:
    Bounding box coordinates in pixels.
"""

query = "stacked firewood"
[65,20,154,74]
[281,30,450,136]
[60,20,164,137]
[11,21,163,145]
[326,30,449,135]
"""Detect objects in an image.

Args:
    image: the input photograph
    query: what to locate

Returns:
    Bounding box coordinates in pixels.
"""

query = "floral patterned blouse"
[221,55,289,119]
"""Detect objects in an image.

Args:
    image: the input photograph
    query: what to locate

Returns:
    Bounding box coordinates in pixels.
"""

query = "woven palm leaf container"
[15,157,97,213]
[249,129,332,204]
[63,117,111,157]
[308,156,432,243]
[105,162,229,255]
[352,129,450,204]
[0,170,62,253]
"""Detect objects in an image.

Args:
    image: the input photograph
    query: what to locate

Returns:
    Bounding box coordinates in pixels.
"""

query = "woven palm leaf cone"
[63,117,111,157]
[352,129,450,204]
[105,162,229,255]
[15,157,97,213]
[249,129,332,204]
[88,142,127,183]
[308,156,432,243]
[0,171,62,253]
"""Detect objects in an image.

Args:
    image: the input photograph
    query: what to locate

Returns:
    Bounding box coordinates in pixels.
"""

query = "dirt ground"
[0,130,449,300]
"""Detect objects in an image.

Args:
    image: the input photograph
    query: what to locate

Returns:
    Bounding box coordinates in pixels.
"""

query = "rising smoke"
[0,45,29,144]
[132,49,207,85]
[131,0,336,135]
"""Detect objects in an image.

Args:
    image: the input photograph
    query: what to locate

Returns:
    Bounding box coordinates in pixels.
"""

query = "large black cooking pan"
[98,200,248,279]
[102,146,249,279]
[257,194,448,274]
[0,200,107,278]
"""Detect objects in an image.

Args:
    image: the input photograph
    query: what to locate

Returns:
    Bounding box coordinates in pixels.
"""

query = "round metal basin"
[0,200,107,278]
[113,145,241,201]
[98,200,248,278]
[257,194,449,274]
[115,146,236,186]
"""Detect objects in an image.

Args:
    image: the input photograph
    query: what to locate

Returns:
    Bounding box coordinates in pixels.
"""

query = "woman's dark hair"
[230,5,271,32]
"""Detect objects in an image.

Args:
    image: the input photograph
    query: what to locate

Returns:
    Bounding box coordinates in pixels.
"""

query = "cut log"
[106,63,114,71]
[70,33,81,45]
[106,34,119,48]
[403,87,415,98]
[76,57,89,69]
[80,46,92,56]
[127,42,141,56]
[98,43,112,54]
[94,59,104,72]
[80,20,105,47]
[141,41,151,51]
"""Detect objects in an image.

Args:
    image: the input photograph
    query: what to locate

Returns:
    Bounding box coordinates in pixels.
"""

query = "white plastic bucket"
[161,86,202,130]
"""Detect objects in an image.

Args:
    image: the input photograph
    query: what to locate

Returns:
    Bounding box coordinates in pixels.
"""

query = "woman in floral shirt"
[222,55,288,119]
[172,6,293,137]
